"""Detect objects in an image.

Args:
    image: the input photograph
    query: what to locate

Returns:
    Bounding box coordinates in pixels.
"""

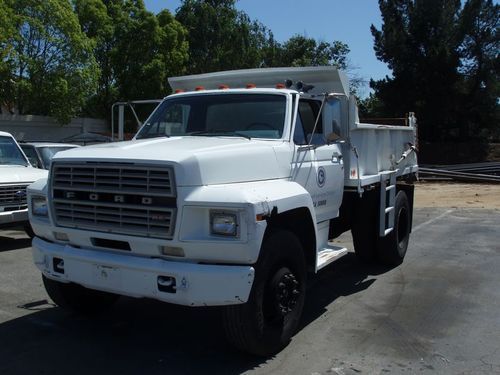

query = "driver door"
[291,99,344,222]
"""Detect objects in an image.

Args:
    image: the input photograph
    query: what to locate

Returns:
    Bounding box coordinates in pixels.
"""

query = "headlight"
[31,196,48,217]
[210,211,238,237]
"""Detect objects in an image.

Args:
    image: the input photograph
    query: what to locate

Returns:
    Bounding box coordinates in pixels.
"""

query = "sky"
[144,1,391,96]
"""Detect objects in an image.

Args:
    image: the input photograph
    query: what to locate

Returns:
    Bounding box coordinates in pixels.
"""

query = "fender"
[179,178,318,263]
[180,178,316,220]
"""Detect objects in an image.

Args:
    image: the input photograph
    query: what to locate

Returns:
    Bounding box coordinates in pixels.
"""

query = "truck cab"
[28,67,417,356]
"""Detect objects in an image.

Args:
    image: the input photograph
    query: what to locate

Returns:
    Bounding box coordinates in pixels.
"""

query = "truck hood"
[0,165,48,184]
[52,137,292,186]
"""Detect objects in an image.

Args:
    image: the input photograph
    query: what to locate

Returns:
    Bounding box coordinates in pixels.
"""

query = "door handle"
[332,153,342,163]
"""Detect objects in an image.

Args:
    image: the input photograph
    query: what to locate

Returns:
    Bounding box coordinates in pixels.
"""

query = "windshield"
[0,136,29,166]
[136,94,287,140]
[20,145,39,167]
[39,146,76,169]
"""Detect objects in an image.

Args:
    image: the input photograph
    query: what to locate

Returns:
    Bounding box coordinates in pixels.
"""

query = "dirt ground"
[415,181,500,209]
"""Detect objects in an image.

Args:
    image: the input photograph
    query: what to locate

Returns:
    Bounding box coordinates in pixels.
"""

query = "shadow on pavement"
[0,253,393,375]
[301,253,394,328]
[0,233,31,252]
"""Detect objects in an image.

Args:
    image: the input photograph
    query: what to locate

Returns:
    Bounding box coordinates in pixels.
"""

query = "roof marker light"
[276,83,286,89]
[218,84,229,90]
[174,89,185,93]
[246,83,256,89]
[195,86,205,91]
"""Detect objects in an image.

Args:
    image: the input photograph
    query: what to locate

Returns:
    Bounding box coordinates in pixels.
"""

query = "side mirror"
[327,132,346,144]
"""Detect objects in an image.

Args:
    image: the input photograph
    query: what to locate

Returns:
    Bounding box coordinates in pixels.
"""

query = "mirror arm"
[307,93,328,147]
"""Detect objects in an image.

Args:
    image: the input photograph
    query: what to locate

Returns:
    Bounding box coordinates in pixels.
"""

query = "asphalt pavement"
[0,207,499,375]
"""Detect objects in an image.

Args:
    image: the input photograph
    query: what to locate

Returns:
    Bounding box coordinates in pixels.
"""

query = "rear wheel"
[351,190,378,263]
[377,190,411,265]
[223,230,306,356]
[43,275,119,314]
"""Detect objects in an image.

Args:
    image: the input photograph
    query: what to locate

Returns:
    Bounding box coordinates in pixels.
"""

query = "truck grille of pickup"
[51,163,176,239]
[0,184,28,211]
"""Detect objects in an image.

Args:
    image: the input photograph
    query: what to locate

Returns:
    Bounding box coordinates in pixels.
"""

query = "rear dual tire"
[352,190,411,266]
[378,190,411,265]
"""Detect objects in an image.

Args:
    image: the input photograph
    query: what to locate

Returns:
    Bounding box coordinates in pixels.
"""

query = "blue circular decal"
[317,167,326,188]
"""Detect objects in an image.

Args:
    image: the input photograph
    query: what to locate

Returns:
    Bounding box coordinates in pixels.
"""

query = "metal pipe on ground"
[419,167,500,183]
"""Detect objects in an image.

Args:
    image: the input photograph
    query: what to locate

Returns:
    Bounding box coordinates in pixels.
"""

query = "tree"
[73,0,114,118]
[370,0,463,141]
[176,0,355,91]
[370,0,499,142]
[75,0,189,119]
[112,3,188,101]
[459,0,499,139]
[0,0,98,123]
[276,35,349,69]
[260,34,360,94]
[0,0,17,112]
[175,0,270,74]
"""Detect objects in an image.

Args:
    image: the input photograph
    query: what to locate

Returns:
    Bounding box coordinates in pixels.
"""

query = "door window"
[293,100,325,145]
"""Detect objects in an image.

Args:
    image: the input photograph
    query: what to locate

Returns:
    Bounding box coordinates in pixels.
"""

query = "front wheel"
[43,275,119,314]
[223,230,306,356]
[24,223,35,238]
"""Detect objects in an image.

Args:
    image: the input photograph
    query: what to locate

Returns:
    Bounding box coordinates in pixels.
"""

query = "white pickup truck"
[28,67,418,356]
[0,131,47,236]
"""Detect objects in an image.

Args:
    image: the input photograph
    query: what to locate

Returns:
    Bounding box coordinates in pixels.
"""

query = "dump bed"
[342,96,418,188]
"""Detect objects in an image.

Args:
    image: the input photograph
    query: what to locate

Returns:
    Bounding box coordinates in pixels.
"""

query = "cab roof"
[168,66,349,96]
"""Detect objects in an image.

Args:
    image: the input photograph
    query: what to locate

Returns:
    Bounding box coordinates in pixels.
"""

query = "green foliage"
[458,0,499,140]
[176,0,352,90]
[0,0,98,123]
[0,0,16,107]
[175,0,268,73]
[275,35,349,69]
[2,0,354,124]
[358,93,384,118]
[370,0,499,142]
[75,0,188,119]
[176,1,351,72]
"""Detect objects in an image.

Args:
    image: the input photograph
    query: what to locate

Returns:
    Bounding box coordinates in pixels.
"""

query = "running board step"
[316,245,349,271]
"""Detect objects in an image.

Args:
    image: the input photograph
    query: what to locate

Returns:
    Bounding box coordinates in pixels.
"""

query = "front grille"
[51,162,176,239]
[0,184,28,211]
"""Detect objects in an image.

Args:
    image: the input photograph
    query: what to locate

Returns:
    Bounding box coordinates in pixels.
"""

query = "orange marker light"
[275,83,286,89]
[174,89,185,93]
[246,83,256,89]
[195,86,205,91]
[218,84,229,90]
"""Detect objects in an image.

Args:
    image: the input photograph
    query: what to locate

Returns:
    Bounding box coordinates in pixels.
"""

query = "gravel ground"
[415,181,500,209]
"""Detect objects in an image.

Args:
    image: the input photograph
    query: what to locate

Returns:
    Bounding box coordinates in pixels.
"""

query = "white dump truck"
[0,131,47,236]
[28,67,418,356]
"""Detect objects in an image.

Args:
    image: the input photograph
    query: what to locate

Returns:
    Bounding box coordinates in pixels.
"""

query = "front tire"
[24,223,35,238]
[223,230,306,356]
[43,275,119,314]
